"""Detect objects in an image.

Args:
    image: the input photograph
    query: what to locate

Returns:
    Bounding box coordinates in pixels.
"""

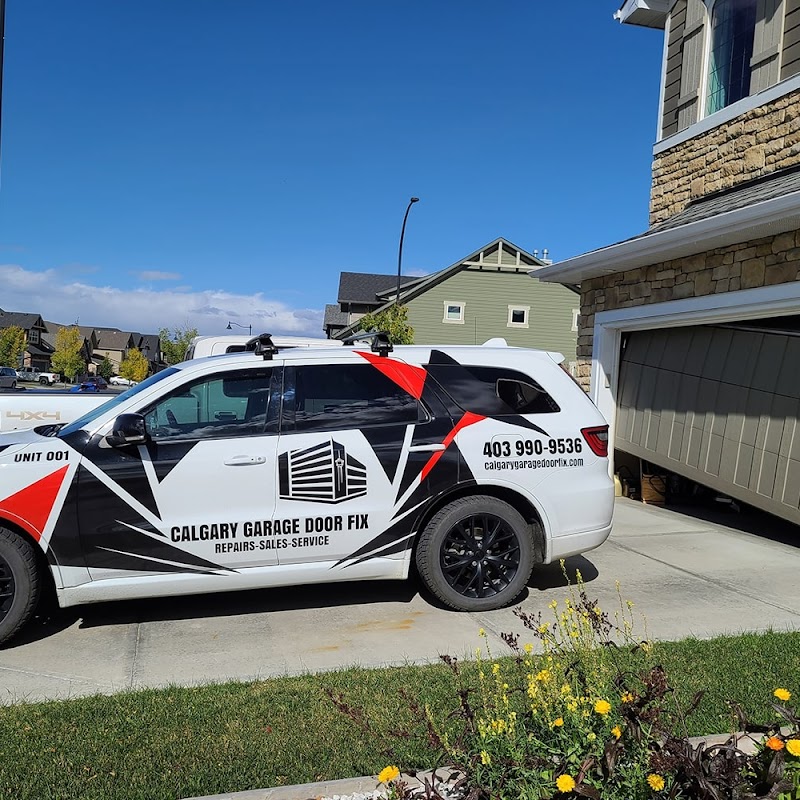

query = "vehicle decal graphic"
[356,351,426,399]
[279,439,367,503]
[361,424,409,484]
[0,465,70,542]
[72,467,227,573]
[145,441,200,483]
[420,411,484,481]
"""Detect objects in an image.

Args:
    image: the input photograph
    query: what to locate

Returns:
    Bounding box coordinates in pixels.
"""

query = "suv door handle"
[224,455,267,466]
[408,444,446,453]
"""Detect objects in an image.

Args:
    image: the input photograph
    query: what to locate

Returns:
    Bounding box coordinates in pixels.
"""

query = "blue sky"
[0,1,663,338]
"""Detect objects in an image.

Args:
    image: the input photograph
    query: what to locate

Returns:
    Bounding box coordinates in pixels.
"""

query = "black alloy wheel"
[439,513,520,599]
[0,553,15,623]
[416,496,535,612]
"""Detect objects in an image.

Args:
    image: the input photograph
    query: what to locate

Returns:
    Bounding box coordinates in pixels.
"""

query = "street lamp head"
[410,197,419,203]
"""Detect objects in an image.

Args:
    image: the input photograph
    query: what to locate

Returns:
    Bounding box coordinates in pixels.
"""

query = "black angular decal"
[147,441,200,483]
[76,468,226,573]
[361,426,405,483]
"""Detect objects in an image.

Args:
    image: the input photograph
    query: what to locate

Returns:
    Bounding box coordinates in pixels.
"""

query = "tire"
[0,529,41,645]
[415,496,534,612]
[10,381,16,390]
[39,377,48,385]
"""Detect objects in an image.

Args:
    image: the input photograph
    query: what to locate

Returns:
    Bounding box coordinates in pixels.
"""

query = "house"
[534,0,800,524]
[0,310,54,370]
[42,322,96,375]
[331,238,581,368]
[324,273,422,338]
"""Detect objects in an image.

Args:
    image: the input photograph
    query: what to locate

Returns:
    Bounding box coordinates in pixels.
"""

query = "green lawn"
[0,630,798,800]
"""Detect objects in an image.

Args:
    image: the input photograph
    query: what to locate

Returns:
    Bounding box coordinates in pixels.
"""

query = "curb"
[181,768,458,800]
[181,732,780,800]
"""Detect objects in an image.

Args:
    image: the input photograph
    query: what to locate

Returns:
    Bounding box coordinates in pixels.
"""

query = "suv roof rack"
[341,330,393,357]
[244,333,280,361]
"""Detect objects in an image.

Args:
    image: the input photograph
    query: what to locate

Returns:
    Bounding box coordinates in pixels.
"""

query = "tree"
[355,304,414,345]
[97,356,114,381]
[51,326,85,382]
[119,348,149,383]
[159,325,199,365]
[0,326,26,368]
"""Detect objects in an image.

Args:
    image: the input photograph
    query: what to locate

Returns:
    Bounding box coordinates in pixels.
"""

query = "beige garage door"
[616,324,800,524]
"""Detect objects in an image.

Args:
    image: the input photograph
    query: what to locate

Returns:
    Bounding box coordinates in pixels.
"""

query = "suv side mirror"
[106,413,148,447]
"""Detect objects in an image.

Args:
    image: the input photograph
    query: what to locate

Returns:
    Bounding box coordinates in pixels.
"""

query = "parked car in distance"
[0,368,18,389]
[109,375,135,387]
[16,367,40,382]
[70,376,109,392]
[36,370,61,386]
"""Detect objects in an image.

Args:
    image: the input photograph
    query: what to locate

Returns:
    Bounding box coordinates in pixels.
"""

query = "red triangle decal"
[357,351,427,399]
[0,465,70,542]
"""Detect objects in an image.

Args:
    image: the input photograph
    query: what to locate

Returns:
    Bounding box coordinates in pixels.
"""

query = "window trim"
[442,301,465,325]
[506,305,530,328]
[572,309,580,332]
[27,329,40,345]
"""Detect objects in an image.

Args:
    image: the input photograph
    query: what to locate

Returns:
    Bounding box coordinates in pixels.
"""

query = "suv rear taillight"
[581,425,609,458]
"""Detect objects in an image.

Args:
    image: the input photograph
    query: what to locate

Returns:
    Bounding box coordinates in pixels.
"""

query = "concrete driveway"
[2,498,799,704]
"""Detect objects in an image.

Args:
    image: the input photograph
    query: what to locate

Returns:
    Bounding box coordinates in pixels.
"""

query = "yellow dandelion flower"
[561,684,572,695]
[523,642,534,654]
[621,692,635,703]
[552,717,564,727]
[538,623,549,634]
[378,766,400,784]
[556,774,576,793]
[647,774,665,792]
[480,750,491,765]
[774,688,792,702]
[594,699,612,715]
[611,725,622,739]
[535,669,552,683]
[786,739,800,757]
[587,732,596,742]
[593,606,602,616]
[567,700,578,712]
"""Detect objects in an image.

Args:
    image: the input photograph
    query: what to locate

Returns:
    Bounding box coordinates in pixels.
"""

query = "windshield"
[58,367,179,437]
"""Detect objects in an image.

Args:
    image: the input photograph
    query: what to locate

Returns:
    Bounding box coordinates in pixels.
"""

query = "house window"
[443,301,465,324]
[507,306,530,328]
[27,329,39,345]
[706,0,758,115]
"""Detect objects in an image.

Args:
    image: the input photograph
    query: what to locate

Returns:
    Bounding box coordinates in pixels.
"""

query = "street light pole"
[396,197,419,305]
[226,321,252,336]
[0,0,6,167]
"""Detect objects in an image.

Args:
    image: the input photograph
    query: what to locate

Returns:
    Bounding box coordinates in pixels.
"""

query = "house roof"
[0,311,45,331]
[614,0,669,28]
[534,167,800,284]
[334,237,548,339]
[323,304,348,328]
[95,329,134,350]
[337,272,419,304]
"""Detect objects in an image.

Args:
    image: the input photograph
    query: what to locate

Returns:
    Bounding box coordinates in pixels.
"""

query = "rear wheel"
[39,377,48,385]
[415,496,534,611]
[0,529,41,645]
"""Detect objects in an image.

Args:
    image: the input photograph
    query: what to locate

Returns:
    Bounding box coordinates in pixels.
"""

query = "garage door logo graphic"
[278,440,367,503]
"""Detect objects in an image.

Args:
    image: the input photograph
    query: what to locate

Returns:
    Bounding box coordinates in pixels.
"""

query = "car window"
[431,365,560,415]
[142,367,275,440]
[286,363,422,432]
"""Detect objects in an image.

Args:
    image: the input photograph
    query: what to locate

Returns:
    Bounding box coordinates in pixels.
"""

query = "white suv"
[0,337,613,644]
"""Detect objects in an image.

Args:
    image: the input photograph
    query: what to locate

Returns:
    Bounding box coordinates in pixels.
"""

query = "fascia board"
[614,0,670,27]
[533,190,800,284]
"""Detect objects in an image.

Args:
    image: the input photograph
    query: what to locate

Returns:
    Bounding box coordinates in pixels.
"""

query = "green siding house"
[330,238,580,370]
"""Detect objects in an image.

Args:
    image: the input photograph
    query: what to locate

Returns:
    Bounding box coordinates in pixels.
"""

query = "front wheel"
[415,496,534,612]
[0,529,41,645]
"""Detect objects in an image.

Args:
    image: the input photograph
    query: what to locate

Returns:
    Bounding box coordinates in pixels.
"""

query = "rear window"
[432,365,560,415]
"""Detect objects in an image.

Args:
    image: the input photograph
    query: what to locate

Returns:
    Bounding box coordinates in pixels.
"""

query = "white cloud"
[132,270,182,281]
[0,264,324,338]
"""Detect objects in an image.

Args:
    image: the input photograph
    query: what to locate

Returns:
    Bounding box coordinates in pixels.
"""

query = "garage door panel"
[616,324,800,525]
[776,339,800,396]
[702,328,733,382]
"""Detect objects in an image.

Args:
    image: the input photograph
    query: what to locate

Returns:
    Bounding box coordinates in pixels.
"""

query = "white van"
[185,334,342,360]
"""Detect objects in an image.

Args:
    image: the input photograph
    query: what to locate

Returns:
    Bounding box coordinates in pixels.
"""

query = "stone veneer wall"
[651,89,800,225]
[575,230,800,391]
